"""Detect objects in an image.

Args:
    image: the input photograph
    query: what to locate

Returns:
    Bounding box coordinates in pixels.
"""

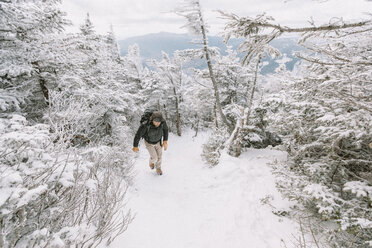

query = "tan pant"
[144,141,162,169]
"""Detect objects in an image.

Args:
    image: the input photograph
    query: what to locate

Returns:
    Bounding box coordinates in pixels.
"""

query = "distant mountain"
[118,32,241,59]
[118,32,303,74]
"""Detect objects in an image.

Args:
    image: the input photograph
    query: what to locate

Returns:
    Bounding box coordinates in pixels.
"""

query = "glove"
[163,141,168,151]
[132,147,139,152]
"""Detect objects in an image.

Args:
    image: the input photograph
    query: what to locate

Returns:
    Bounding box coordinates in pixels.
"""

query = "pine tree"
[80,13,95,36]
[0,0,69,118]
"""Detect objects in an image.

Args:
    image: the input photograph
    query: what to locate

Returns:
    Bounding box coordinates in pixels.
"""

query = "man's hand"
[163,141,168,151]
[132,147,139,152]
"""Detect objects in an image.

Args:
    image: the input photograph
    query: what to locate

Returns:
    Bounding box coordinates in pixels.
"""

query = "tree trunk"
[163,103,172,133]
[227,107,245,157]
[228,58,260,157]
[193,113,199,138]
[173,87,182,136]
[246,57,261,125]
[196,1,233,132]
[214,102,219,128]
[32,62,49,105]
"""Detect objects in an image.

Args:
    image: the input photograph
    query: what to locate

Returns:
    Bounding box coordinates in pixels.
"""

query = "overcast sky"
[60,0,372,40]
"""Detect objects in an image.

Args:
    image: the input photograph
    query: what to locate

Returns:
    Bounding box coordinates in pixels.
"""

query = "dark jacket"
[133,120,168,147]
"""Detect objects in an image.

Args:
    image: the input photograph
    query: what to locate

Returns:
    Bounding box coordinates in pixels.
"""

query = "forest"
[0,0,371,247]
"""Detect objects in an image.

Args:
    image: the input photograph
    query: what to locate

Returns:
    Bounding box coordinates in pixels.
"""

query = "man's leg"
[154,142,163,174]
[144,141,158,169]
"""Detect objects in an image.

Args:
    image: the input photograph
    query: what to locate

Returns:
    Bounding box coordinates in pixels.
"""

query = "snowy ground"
[108,130,299,248]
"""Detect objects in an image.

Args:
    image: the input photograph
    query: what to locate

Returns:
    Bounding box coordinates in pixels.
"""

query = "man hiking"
[132,111,168,175]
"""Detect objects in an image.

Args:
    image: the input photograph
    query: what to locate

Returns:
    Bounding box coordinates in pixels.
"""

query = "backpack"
[139,108,159,139]
[140,108,157,125]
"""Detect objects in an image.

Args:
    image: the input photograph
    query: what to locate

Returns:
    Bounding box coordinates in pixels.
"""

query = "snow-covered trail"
[109,131,297,248]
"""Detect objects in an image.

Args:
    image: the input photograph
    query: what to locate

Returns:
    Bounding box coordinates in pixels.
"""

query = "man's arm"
[162,121,169,151]
[162,121,169,141]
[133,124,146,147]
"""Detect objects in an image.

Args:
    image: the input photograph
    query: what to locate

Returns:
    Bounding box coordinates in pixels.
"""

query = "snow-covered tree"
[219,11,371,156]
[106,24,121,60]
[80,13,95,36]
[175,0,233,131]
[0,113,133,247]
[183,68,215,132]
[47,14,143,141]
[271,30,371,247]
[223,11,372,246]
[1,2,135,247]
[121,44,156,113]
[150,51,192,136]
[0,0,69,118]
[213,47,254,121]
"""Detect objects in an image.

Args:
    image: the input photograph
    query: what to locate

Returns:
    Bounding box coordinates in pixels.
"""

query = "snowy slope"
[108,130,298,248]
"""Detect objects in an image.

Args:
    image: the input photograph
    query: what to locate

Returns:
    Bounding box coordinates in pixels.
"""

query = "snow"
[246,132,262,142]
[354,218,372,229]
[303,183,339,209]
[16,185,48,208]
[107,130,298,248]
[344,181,372,198]
[275,54,292,64]
[317,113,335,122]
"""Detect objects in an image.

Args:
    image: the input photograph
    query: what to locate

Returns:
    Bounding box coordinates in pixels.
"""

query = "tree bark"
[253,20,370,34]
[214,102,219,129]
[173,86,182,136]
[227,107,245,157]
[246,57,261,125]
[167,73,182,136]
[193,113,199,138]
[32,62,49,105]
[163,103,172,133]
[220,11,370,35]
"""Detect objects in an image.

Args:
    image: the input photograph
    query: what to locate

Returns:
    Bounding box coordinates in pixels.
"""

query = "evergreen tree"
[80,13,95,36]
[0,0,69,118]
[1,3,135,247]
[267,29,372,246]
[150,51,191,136]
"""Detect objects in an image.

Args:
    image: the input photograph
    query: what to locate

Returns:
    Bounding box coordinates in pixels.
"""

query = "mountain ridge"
[118,32,303,74]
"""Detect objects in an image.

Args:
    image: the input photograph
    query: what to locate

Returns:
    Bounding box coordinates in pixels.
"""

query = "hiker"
[132,111,168,175]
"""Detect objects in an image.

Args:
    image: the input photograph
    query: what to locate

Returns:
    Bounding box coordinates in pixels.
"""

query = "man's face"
[153,120,161,127]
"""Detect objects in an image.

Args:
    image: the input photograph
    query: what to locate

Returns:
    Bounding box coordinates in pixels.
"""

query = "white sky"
[60,0,372,39]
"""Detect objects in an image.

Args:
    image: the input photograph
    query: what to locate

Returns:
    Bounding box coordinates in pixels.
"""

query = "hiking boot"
[149,163,155,170]
[156,167,163,175]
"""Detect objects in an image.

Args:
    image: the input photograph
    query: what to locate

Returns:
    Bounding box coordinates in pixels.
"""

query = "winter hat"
[151,111,163,122]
